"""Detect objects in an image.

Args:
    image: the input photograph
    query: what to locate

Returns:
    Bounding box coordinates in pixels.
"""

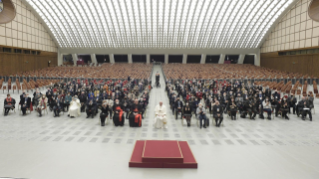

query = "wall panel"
[0,49,57,76]
[261,52,318,77]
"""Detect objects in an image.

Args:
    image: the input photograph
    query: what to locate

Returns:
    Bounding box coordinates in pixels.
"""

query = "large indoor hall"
[0,0,319,179]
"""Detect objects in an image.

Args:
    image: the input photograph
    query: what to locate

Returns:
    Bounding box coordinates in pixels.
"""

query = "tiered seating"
[16,79,21,91]
[302,81,308,97]
[7,78,12,90]
[282,81,292,94]
[291,81,300,94]
[14,64,152,79]
[163,64,307,80]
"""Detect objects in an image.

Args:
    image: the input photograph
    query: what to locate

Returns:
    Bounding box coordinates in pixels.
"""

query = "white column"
[165,54,168,64]
[237,54,245,64]
[128,54,132,64]
[146,54,150,64]
[57,52,63,66]
[110,54,115,64]
[90,54,97,66]
[254,50,261,67]
[219,54,225,64]
[182,54,187,64]
[200,54,206,64]
[72,54,78,66]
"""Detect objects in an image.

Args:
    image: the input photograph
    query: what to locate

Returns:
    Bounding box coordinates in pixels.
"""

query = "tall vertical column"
[165,54,168,64]
[182,54,187,64]
[90,54,97,66]
[72,54,78,66]
[200,54,206,64]
[110,54,115,64]
[237,54,245,64]
[219,54,225,64]
[57,52,63,66]
[254,51,260,67]
[146,54,150,64]
[128,54,132,64]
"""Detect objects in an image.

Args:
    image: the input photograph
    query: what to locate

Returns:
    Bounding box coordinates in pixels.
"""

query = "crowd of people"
[166,78,314,129]
[3,64,316,129]
[4,77,150,127]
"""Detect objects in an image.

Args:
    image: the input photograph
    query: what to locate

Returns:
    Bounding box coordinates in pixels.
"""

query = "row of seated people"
[3,78,150,127]
[165,78,314,128]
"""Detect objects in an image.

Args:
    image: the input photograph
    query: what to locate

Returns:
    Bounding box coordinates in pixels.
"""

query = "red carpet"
[142,140,183,163]
[129,140,197,169]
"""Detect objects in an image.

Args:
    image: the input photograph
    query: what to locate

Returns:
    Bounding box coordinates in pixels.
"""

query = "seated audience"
[68,96,81,118]
[20,93,31,115]
[113,99,124,126]
[154,102,167,129]
[197,103,208,128]
[100,100,109,126]
[212,101,223,127]
[36,94,48,117]
[4,94,16,116]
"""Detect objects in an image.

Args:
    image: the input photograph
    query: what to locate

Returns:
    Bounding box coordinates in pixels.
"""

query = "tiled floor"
[0,66,319,179]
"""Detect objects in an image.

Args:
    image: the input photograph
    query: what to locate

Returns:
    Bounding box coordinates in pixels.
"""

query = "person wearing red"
[4,94,16,116]
[129,99,142,127]
[113,99,124,126]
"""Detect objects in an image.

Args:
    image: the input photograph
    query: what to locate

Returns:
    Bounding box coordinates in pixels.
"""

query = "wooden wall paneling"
[17,54,24,73]
[313,55,319,77]
[261,53,319,77]
[0,52,3,75]
[5,54,11,75]
[11,54,17,75]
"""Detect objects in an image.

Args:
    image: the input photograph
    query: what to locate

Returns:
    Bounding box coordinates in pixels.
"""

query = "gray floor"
[0,66,319,179]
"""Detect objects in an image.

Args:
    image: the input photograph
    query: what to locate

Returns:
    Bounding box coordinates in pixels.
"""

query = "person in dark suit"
[86,100,96,118]
[287,93,297,114]
[20,93,31,115]
[281,100,289,120]
[301,97,312,121]
[213,101,223,127]
[175,97,183,119]
[79,91,87,112]
[183,102,192,127]
[53,97,62,117]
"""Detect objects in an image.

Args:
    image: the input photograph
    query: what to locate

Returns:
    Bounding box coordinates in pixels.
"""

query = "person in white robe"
[154,102,167,129]
[68,96,81,118]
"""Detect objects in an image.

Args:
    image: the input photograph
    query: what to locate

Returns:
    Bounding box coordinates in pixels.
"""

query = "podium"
[129,140,198,169]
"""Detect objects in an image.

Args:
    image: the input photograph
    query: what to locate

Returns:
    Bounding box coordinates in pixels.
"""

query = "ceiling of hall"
[25,0,295,49]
